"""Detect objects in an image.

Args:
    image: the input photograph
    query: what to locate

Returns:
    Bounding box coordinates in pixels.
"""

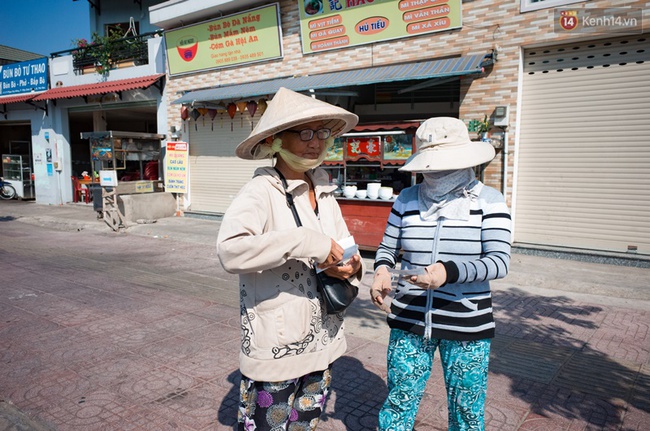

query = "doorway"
[0,123,32,177]
[68,102,158,177]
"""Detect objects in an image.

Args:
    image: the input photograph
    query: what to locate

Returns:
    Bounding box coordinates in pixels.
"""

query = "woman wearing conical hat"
[217,87,365,431]
[370,117,512,431]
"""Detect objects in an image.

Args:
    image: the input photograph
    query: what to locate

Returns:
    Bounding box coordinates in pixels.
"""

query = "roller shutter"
[517,35,650,255]
[187,113,270,214]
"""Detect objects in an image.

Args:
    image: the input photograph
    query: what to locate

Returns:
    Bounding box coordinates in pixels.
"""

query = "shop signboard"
[165,142,189,193]
[165,4,283,76]
[325,137,345,163]
[346,136,382,161]
[382,134,413,161]
[99,170,118,187]
[134,181,154,193]
[0,57,48,96]
[324,134,413,163]
[298,0,462,54]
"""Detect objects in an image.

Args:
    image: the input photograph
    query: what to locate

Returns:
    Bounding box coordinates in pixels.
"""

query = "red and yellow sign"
[165,141,189,193]
[298,0,461,54]
[165,4,283,76]
[346,136,382,161]
[558,10,579,31]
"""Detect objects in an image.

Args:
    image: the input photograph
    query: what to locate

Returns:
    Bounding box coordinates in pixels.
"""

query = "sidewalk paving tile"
[1,202,649,430]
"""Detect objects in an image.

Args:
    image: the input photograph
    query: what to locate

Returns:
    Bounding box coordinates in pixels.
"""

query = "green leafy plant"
[477,115,491,134]
[72,37,89,52]
[71,38,90,65]
[71,30,146,77]
[91,30,122,77]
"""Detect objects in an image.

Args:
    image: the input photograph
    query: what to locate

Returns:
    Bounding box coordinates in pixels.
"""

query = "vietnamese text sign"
[165,4,283,76]
[134,181,155,193]
[165,142,189,193]
[298,0,462,54]
[0,58,48,96]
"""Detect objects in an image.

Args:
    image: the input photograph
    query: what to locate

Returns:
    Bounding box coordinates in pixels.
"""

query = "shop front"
[80,130,175,228]
[159,0,500,248]
[156,0,650,257]
[0,58,48,201]
[171,53,492,229]
[26,73,167,206]
[517,35,650,255]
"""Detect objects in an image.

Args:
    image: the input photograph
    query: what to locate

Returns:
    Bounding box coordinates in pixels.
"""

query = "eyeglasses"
[284,128,331,141]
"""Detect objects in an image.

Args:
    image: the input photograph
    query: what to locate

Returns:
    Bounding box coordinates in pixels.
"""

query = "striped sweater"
[374,181,512,341]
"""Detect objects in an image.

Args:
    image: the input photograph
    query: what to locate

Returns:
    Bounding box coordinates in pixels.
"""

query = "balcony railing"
[51,31,162,76]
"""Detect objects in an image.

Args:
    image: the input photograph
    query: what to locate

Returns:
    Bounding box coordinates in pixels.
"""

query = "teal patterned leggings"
[379,329,491,431]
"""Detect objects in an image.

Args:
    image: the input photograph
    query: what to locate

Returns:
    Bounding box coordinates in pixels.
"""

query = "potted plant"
[71,34,111,77]
[72,30,146,77]
[477,115,491,141]
[72,38,94,72]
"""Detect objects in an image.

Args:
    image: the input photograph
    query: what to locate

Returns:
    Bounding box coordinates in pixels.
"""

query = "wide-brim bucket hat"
[400,117,495,172]
[235,87,359,160]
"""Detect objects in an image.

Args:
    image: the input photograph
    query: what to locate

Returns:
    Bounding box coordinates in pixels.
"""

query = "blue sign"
[0,58,48,96]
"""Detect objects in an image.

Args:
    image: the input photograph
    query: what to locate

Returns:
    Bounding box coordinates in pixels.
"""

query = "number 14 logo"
[559,10,579,31]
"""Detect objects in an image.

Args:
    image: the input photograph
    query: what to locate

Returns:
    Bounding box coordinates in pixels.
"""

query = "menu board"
[165,4,283,76]
[298,0,462,54]
[165,142,189,193]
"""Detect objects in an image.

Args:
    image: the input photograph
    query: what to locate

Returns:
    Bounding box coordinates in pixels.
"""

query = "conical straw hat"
[235,87,358,160]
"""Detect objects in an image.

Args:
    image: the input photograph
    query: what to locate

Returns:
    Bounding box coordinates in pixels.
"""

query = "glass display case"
[1,154,34,199]
[323,128,417,197]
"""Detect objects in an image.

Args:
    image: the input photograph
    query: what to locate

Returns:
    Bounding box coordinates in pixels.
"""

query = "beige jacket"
[217,166,365,382]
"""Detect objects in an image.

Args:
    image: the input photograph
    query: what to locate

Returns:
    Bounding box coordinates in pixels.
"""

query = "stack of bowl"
[367,183,381,199]
[379,186,394,200]
[343,185,357,198]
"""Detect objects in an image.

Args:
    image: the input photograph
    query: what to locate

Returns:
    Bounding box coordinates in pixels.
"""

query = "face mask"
[418,168,476,221]
[254,137,334,173]
[420,169,474,199]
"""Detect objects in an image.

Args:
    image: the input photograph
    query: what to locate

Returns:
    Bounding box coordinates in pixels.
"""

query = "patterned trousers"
[238,366,332,431]
[379,329,491,431]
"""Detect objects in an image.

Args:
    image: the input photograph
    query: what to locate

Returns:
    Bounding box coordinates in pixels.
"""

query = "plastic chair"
[71,176,90,203]
[144,161,159,180]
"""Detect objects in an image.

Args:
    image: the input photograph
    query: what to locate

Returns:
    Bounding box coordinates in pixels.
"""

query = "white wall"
[90,0,163,35]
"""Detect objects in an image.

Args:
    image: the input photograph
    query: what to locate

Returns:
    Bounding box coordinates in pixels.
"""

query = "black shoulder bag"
[275,169,358,314]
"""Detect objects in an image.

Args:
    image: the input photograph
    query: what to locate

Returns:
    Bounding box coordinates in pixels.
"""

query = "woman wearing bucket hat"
[217,87,365,431]
[370,117,512,430]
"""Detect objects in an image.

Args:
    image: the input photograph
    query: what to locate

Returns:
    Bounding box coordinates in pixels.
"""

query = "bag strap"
[276,168,325,274]
[275,168,303,227]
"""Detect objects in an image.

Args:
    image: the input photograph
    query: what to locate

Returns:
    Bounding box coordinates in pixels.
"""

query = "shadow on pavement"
[216,357,387,430]
[217,370,239,429]
[492,287,649,429]
[325,356,386,430]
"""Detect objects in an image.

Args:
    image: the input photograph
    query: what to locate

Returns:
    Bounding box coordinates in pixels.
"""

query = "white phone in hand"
[388,267,425,278]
